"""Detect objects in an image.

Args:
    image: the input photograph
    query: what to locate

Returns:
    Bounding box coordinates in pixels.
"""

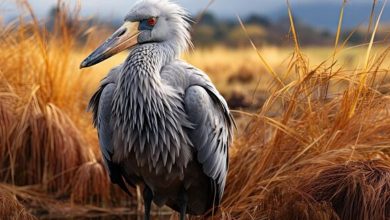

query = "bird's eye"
[147,17,157,26]
[138,18,158,30]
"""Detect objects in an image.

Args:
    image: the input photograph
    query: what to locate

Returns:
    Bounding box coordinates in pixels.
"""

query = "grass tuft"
[0,187,37,220]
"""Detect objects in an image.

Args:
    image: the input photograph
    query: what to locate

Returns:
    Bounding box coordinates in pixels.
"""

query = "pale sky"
[1,0,371,20]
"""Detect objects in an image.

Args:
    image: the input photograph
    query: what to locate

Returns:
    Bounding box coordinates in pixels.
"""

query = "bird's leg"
[143,186,153,220]
[178,190,188,220]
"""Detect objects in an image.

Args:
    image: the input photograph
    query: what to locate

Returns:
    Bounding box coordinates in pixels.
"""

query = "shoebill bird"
[80,0,234,219]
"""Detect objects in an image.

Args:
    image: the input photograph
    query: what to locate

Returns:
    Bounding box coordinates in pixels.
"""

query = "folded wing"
[88,66,132,195]
[162,61,235,204]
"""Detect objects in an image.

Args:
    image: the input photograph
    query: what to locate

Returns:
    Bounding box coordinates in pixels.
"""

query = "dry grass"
[0,187,36,220]
[220,82,390,219]
[1,0,390,219]
[216,1,390,219]
[0,1,135,217]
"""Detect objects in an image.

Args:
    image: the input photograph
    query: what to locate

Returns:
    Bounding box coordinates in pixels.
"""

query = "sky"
[2,0,385,32]
[1,0,370,21]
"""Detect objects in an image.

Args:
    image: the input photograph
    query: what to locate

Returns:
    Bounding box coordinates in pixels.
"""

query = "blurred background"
[0,0,390,47]
[2,0,390,47]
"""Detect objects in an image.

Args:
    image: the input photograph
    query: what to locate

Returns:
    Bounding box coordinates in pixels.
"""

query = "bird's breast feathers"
[111,81,194,177]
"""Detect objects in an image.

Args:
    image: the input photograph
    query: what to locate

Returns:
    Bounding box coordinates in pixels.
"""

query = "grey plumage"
[84,0,234,218]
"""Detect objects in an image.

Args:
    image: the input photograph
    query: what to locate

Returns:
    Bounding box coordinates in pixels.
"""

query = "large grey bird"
[80,0,234,219]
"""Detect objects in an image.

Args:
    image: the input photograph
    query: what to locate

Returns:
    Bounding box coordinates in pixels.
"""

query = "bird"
[80,0,234,219]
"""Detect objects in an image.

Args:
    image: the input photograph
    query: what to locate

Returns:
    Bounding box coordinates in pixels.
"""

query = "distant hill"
[269,2,390,32]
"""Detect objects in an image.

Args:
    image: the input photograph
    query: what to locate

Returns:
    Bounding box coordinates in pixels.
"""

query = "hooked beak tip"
[80,59,90,69]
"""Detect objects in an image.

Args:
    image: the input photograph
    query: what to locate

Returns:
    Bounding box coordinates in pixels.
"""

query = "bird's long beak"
[80,22,140,69]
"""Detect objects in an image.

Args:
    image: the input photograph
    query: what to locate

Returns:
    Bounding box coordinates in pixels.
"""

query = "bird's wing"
[88,66,132,196]
[162,61,235,204]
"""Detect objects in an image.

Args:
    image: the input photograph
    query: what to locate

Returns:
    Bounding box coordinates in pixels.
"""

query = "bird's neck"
[123,43,174,85]
[113,43,174,129]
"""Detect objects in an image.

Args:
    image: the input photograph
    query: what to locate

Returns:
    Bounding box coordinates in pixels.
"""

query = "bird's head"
[80,0,192,68]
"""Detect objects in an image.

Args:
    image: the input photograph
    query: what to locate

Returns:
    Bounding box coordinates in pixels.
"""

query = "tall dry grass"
[0,1,136,218]
[217,1,390,219]
[1,0,390,219]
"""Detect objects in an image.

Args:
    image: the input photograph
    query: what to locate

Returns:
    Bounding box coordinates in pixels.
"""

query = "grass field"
[1,1,390,219]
